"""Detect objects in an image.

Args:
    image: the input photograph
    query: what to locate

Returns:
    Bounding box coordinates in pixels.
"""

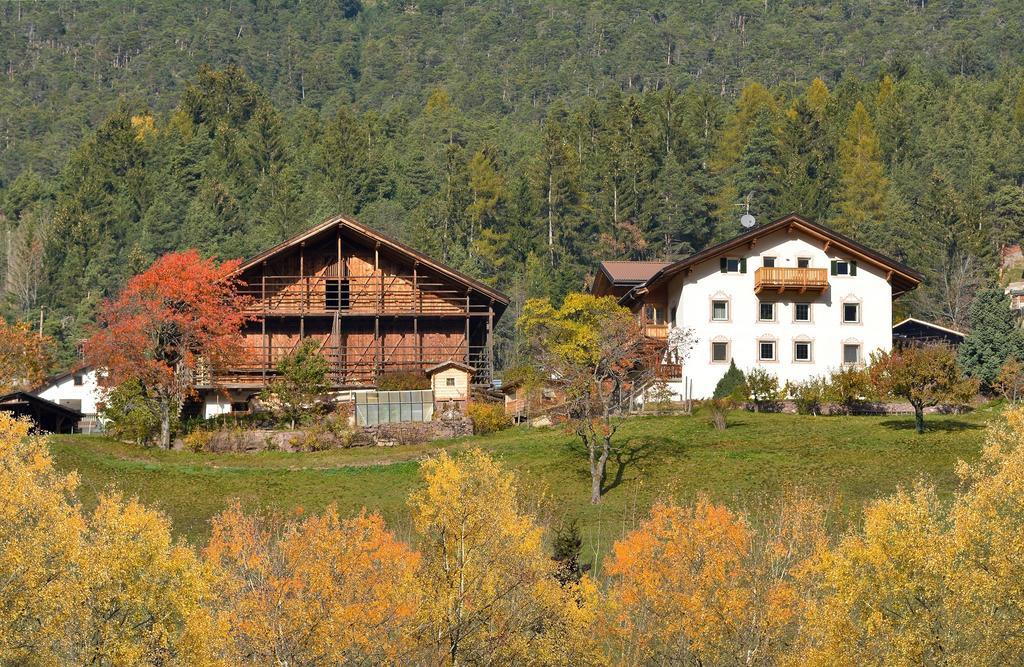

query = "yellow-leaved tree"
[205,504,420,665]
[410,449,603,665]
[0,412,222,665]
[73,493,224,666]
[0,413,85,663]
[792,407,1024,665]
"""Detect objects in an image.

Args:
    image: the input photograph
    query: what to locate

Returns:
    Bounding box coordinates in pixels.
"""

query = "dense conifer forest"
[3,0,1024,363]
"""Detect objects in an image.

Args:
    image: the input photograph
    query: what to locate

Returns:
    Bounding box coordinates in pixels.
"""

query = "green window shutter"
[720,257,727,273]
[830,260,838,276]
[850,260,858,276]
[740,257,747,273]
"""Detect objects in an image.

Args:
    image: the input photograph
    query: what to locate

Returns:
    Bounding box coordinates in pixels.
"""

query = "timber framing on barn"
[214,214,509,390]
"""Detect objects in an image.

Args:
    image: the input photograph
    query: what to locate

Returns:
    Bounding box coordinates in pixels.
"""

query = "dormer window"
[720,257,747,274]
[831,260,857,276]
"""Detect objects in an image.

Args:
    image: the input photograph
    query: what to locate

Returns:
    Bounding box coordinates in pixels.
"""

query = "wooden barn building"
[200,215,509,418]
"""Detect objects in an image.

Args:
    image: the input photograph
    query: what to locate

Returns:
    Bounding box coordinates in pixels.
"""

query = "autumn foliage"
[9,409,1024,664]
[0,319,54,393]
[86,250,250,447]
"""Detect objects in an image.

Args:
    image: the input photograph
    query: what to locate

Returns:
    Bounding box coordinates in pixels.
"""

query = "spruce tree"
[959,288,1024,388]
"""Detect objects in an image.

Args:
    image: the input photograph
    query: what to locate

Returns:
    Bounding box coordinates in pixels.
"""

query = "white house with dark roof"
[32,366,105,433]
[593,214,925,399]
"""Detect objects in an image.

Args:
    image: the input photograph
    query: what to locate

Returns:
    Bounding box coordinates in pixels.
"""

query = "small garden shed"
[427,361,474,409]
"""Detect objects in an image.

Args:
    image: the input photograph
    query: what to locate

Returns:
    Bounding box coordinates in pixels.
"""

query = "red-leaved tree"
[86,250,250,448]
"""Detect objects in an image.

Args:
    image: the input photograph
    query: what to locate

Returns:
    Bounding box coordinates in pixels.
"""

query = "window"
[230,401,249,413]
[831,260,857,276]
[446,377,456,387]
[72,374,84,386]
[644,304,665,324]
[843,343,862,365]
[711,341,730,363]
[325,279,344,310]
[711,299,729,321]
[759,302,775,322]
[762,256,776,268]
[668,306,677,328]
[797,257,811,268]
[719,257,746,273]
[794,341,812,362]
[794,303,811,322]
[758,340,777,362]
[843,302,861,324]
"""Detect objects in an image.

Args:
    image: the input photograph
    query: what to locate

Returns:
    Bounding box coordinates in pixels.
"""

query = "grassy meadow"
[49,405,998,568]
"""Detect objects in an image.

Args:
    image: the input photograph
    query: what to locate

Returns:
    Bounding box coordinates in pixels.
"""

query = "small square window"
[843,302,860,323]
[759,340,776,362]
[759,302,775,321]
[835,260,851,275]
[446,377,456,387]
[794,341,812,362]
[73,375,84,386]
[797,257,811,268]
[843,344,861,365]
[712,341,729,362]
[726,258,741,272]
[762,256,776,268]
[712,300,729,321]
[794,303,811,322]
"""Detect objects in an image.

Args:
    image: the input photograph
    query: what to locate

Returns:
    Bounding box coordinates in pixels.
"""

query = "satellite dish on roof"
[740,213,757,229]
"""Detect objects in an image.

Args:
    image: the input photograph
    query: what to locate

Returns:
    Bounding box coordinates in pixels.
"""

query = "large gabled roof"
[620,213,924,306]
[234,214,510,310]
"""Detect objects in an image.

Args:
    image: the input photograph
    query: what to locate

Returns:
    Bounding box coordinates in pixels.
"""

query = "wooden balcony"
[754,267,829,294]
[643,323,669,339]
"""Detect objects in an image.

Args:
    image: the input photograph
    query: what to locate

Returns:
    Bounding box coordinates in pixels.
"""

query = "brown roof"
[620,214,924,306]
[234,214,510,310]
[599,261,672,284]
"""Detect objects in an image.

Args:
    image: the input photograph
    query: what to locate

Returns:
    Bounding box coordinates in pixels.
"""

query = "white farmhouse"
[594,214,924,399]
[33,366,105,433]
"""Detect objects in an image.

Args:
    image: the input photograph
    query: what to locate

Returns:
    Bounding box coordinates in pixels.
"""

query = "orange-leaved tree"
[86,250,250,447]
[204,503,420,664]
[0,319,54,393]
[605,495,820,666]
[517,294,650,504]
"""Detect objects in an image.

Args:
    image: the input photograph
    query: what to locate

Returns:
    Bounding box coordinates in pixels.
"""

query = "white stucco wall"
[202,390,253,419]
[35,368,103,415]
[666,229,894,399]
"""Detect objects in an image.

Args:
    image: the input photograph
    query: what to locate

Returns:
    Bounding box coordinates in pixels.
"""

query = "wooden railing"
[237,274,493,316]
[206,345,494,387]
[643,323,670,339]
[754,267,829,294]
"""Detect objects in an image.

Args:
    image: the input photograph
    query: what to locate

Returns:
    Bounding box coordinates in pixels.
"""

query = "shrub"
[467,402,511,435]
[745,368,781,410]
[182,429,213,453]
[708,398,731,430]
[376,370,430,390]
[260,339,330,428]
[713,360,747,400]
[98,380,163,446]
[993,357,1024,402]
[790,376,828,415]
[825,365,876,411]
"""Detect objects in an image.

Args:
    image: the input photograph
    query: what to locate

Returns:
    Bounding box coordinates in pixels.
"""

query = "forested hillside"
[3,0,1024,363]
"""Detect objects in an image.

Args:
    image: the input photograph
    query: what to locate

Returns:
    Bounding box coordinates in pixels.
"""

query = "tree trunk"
[159,399,172,449]
[589,436,611,504]
[914,405,925,434]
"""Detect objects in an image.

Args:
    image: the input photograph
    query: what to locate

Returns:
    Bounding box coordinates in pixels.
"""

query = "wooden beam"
[823,239,831,253]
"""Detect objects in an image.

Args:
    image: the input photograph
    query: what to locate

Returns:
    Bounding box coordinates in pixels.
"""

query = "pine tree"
[835,102,890,239]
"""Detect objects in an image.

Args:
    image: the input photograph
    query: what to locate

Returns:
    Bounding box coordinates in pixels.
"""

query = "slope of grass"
[48,406,997,565]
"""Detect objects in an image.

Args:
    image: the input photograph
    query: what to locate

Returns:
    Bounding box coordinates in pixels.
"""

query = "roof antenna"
[736,191,757,229]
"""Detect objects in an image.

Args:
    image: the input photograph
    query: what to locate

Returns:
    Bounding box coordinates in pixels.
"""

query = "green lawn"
[48,406,998,567]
